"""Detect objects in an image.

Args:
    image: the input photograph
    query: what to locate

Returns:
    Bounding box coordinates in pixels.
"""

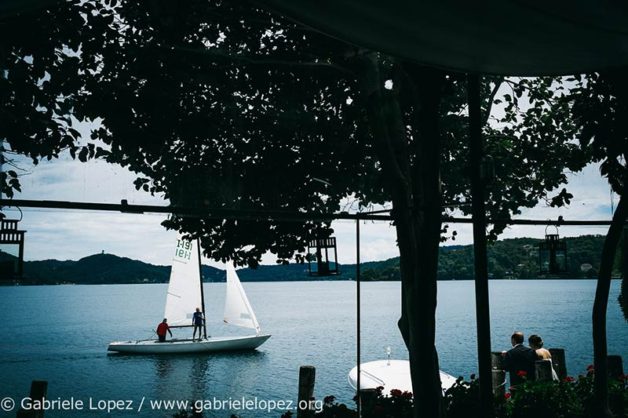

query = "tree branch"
[484,77,504,126]
[159,44,355,75]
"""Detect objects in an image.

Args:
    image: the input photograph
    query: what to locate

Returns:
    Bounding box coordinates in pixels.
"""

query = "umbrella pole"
[467,73,494,418]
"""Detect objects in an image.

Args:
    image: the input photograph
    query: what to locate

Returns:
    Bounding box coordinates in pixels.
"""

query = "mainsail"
[164,235,203,327]
[224,262,261,333]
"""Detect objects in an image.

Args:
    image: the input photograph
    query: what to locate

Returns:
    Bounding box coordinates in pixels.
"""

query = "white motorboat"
[108,235,271,354]
[348,359,457,394]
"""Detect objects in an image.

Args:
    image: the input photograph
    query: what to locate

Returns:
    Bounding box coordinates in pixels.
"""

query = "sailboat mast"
[197,239,207,339]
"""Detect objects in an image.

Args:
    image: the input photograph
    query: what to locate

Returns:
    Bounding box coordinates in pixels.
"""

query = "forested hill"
[361,235,608,281]
[0,235,610,285]
[2,253,326,284]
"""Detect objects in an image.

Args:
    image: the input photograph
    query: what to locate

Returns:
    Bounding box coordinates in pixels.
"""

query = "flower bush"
[508,379,583,418]
[569,367,628,417]
[285,365,627,418]
[442,375,484,418]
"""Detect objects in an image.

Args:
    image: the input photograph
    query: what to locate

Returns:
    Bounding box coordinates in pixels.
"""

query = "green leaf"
[78,147,88,162]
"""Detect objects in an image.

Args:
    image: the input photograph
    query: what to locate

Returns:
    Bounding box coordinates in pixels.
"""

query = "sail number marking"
[174,239,193,261]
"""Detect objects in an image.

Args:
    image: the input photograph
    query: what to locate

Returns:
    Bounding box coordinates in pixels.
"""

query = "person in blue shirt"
[192,307,204,341]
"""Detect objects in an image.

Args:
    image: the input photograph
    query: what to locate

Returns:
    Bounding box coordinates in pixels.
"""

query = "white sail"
[164,235,203,327]
[108,238,272,354]
[224,262,260,333]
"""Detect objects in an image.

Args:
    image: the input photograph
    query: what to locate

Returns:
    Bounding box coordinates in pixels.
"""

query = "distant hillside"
[360,235,608,281]
[1,252,325,285]
[0,234,613,285]
[22,253,172,284]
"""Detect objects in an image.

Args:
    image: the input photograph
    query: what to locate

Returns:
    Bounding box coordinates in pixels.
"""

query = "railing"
[0,219,25,244]
[308,237,336,248]
[0,229,24,244]
[1,219,19,230]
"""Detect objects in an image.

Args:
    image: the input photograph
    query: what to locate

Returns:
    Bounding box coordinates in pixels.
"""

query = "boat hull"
[348,359,457,393]
[108,334,271,354]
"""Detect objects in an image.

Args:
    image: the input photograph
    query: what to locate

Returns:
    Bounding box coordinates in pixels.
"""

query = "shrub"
[508,380,583,418]
[442,375,484,418]
[278,366,627,418]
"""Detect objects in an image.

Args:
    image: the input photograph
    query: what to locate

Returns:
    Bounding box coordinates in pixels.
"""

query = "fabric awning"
[3,0,628,75]
[256,1,628,76]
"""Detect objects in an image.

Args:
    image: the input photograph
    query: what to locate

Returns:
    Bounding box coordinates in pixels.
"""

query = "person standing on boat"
[156,318,172,342]
[192,307,205,341]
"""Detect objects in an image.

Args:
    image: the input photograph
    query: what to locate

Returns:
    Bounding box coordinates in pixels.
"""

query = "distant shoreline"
[1,234,611,285]
[2,277,621,287]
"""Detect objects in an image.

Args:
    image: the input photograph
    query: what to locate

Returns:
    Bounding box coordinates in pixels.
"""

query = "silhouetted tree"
[566,70,628,417]
[1,2,592,416]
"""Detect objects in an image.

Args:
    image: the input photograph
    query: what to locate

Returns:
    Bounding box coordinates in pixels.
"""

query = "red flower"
[586,364,594,371]
[390,389,402,397]
[563,376,575,383]
[516,370,528,378]
[505,393,511,400]
[401,391,413,400]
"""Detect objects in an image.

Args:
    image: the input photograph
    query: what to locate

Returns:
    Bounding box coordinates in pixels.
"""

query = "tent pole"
[356,218,362,418]
[0,139,3,205]
[467,73,494,418]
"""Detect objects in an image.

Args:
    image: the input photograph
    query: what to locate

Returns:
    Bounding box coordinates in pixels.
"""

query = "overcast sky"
[1,148,614,267]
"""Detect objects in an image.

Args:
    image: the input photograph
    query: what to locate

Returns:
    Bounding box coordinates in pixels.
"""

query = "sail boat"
[108,235,271,354]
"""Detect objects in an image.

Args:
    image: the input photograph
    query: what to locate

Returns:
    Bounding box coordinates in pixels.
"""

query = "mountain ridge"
[0,234,610,284]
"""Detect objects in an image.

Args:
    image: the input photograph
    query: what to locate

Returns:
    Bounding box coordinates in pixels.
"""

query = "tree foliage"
[1,2,606,417]
[555,71,628,416]
[1,1,590,263]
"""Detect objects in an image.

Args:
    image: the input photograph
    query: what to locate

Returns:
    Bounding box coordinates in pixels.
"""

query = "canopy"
[256,1,628,76]
[4,1,628,75]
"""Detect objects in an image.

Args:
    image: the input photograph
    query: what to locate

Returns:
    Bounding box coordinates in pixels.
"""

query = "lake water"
[0,280,626,417]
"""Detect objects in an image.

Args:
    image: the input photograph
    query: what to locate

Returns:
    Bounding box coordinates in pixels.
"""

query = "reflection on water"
[106,350,269,410]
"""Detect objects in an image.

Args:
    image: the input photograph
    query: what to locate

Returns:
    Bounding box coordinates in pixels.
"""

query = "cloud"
[5,153,175,264]
[16,156,165,204]
[332,220,398,264]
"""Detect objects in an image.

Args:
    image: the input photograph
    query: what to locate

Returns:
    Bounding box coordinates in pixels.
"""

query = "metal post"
[334,238,339,273]
[17,380,47,418]
[297,366,316,418]
[549,348,568,380]
[468,73,494,418]
[491,351,506,398]
[0,139,4,210]
[607,355,624,381]
[356,218,362,417]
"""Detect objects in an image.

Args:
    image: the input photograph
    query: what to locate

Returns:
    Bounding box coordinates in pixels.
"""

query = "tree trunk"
[592,188,628,418]
[403,65,445,418]
[359,55,444,418]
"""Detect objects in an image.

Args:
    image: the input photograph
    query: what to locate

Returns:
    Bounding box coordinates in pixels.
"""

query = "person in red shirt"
[156,318,172,342]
